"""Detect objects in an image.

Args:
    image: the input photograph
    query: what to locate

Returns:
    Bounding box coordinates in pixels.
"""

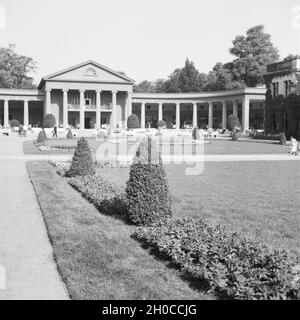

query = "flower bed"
[68,174,127,218]
[133,218,300,300]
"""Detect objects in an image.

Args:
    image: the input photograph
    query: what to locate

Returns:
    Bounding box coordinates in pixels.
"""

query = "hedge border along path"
[26,161,212,300]
[133,218,300,300]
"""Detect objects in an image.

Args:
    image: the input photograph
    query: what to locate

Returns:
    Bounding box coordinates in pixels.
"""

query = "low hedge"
[68,174,127,218]
[133,218,300,300]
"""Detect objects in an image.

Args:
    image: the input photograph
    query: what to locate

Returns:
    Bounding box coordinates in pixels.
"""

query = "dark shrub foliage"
[10,119,20,127]
[155,131,163,136]
[232,131,239,141]
[125,136,172,226]
[133,218,300,300]
[66,129,73,139]
[279,132,287,145]
[127,114,140,129]
[157,120,166,128]
[42,129,47,140]
[228,114,241,131]
[67,137,95,177]
[43,114,56,128]
[192,128,200,140]
[68,175,127,218]
[37,130,46,143]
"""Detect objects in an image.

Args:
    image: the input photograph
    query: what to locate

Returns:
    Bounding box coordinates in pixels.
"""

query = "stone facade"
[0,60,266,131]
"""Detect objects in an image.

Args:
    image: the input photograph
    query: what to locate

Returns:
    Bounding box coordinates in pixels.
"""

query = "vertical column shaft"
[63,89,68,128]
[176,103,180,129]
[208,102,213,129]
[242,97,250,131]
[158,103,163,121]
[96,90,101,129]
[24,100,29,127]
[112,91,117,128]
[222,101,227,129]
[45,89,51,115]
[80,90,85,129]
[233,100,238,117]
[4,100,9,127]
[193,103,198,128]
[141,102,146,129]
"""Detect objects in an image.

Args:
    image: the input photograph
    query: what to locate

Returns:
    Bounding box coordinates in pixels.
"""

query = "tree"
[229,25,280,86]
[0,44,37,89]
[133,80,155,93]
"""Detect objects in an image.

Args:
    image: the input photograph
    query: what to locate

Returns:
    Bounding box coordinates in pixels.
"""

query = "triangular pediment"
[42,60,134,84]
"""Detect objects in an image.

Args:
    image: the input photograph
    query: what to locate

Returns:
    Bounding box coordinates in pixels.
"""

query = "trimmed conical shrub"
[66,129,73,139]
[37,130,46,144]
[67,137,95,177]
[125,136,172,226]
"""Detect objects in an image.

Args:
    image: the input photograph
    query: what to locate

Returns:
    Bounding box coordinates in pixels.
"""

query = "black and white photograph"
[0,0,300,309]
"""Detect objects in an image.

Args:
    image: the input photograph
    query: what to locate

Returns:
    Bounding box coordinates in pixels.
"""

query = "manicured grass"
[99,161,300,257]
[23,138,289,155]
[26,161,212,300]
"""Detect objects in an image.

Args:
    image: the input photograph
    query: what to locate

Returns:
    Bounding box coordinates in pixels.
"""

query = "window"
[284,80,292,97]
[85,99,91,106]
[272,82,279,97]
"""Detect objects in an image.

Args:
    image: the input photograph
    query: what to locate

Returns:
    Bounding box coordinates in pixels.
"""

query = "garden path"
[0,136,69,300]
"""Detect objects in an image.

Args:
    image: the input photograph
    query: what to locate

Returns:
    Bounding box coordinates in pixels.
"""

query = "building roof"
[37,60,135,89]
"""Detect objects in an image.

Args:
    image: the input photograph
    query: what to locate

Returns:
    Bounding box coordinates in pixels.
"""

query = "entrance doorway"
[85,117,92,129]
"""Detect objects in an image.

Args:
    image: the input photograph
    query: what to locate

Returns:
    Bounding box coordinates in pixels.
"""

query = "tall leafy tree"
[229,25,280,86]
[0,44,37,89]
[133,80,155,93]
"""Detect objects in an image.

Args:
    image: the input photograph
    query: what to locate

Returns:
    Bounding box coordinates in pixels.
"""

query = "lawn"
[27,161,212,300]
[23,138,289,155]
[99,161,300,257]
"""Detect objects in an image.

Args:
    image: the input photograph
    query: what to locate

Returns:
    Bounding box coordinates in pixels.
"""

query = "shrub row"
[68,174,127,218]
[133,217,300,300]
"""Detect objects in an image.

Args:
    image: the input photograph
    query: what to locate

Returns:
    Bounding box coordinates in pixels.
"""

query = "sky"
[0,0,300,84]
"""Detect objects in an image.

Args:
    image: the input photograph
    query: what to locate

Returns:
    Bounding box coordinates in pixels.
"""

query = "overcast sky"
[0,0,299,84]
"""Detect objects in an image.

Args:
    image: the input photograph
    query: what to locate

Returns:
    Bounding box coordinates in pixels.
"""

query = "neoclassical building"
[0,60,266,131]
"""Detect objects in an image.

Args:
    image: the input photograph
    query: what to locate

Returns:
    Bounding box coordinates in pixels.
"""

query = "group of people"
[290,137,300,156]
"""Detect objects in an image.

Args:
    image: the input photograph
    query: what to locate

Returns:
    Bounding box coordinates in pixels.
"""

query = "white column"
[208,102,213,129]
[141,102,146,129]
[176,103,180,129]
[242,96,250,132]
[222,101,227,129]
[45,89,51,115]
[158,103,163,121]
[193,102,197,128]
[96,90,101,129]
[112,91,117,128]
[24,100,29,127]
[233,100,238,117]
[63,89,68,128]
[126,91,132,122]
[80,89,85,129]
[4,99,9,127]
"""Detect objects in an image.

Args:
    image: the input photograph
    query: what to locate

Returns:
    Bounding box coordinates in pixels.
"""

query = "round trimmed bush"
[228,114,240,131]
[157,120,166,129]
[125,136,172,226]
[66,129,73,139]
[232,131,240,141]
[10,119,20,128]
[43,114,56,128]
[127,114,140,130]
[67,137,95,177]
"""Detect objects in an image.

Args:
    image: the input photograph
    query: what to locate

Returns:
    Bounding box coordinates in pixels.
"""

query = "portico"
[132,88,266,131]
[0,61,266,131]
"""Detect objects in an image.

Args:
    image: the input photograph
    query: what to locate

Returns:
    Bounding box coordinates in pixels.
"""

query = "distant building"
[0,60,265,130]
[264,57,300,138]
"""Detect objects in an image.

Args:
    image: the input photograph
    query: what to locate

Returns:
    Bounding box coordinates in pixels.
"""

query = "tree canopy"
[133,25,280,93]
[0,44,37,89]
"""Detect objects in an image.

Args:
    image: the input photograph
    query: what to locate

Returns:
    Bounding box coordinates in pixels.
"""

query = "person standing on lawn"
[53,125,58,139]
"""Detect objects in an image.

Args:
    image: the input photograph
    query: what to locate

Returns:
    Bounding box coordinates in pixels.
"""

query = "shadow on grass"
[132,235,226,300]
